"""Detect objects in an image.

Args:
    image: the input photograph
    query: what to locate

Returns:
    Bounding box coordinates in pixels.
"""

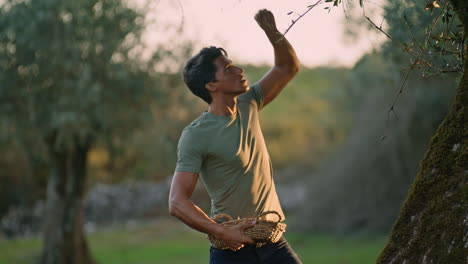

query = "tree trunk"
[377,1,467,263]
[40,131,94,264]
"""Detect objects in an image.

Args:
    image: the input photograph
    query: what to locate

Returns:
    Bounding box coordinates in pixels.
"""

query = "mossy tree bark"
[39,131,95,264]
[377,0,467,263]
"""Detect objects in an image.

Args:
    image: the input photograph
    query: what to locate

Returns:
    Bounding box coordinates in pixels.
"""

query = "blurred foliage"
[299,52,456,232]
[334,0,463,75]
[0,138,48,217]
[382,0,463,75]
[243,65,351,169]
[0,0,199,217]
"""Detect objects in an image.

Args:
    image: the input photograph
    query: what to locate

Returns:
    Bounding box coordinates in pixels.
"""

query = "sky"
[138,0,386,68]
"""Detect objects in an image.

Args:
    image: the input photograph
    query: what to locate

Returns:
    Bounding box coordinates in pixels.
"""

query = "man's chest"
[205,117,266,168]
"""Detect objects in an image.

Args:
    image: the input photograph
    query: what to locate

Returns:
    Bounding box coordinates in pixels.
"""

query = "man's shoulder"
[181,112,216,136]
[179,116,205,149]
[179,113,220,152]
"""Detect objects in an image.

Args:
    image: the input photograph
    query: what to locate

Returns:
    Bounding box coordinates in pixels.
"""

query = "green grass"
[0,219,388,264]
[288,233,387,264]
[0,235,41,264]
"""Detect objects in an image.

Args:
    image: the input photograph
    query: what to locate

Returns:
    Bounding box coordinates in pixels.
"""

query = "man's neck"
[208,96,237,116]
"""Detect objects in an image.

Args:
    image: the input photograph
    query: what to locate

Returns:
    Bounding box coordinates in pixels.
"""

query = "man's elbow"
[290,64,299,76]
[278,63,299,78]
[168,198,181,217]
[290,59,300,75]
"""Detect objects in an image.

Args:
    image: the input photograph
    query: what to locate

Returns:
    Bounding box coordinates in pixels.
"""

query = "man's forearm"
[265,30,299,72]
[169,198,224,238]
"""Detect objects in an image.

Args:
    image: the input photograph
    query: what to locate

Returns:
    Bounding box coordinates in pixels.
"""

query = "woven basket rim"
[212,211,283,224]
[208,211,286,250]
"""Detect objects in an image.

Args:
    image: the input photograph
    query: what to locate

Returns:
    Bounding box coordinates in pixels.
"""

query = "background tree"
[293,0,466,262]
[376,0,467,262]
[0,0,167,263]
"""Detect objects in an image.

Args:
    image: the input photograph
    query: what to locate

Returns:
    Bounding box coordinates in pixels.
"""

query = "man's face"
[211,55,249,95]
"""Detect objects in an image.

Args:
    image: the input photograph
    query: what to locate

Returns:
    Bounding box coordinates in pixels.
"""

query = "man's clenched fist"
[254,9,279,34]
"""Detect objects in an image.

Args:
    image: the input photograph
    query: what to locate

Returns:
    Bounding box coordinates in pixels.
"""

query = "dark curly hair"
[183,46,227,104]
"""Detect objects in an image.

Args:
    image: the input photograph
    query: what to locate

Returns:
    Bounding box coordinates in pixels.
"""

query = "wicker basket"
[208,211,287,250]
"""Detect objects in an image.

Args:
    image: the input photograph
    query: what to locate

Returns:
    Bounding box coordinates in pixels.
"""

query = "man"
[169,9,301,264]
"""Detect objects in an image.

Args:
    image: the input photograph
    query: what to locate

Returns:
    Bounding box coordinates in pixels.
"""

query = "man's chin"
[232,85,249,96]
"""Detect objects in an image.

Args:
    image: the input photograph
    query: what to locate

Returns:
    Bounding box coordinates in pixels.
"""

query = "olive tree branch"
[381,59,418,141]
[364,15,442,73]
[275,0,322,44]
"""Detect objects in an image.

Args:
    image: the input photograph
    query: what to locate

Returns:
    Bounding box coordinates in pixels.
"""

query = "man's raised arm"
[255,9,300,107]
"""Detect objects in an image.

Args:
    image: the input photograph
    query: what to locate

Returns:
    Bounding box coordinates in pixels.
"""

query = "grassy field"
[0,219,388,264]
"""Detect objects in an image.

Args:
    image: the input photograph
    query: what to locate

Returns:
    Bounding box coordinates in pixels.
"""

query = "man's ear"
[205,81,217,92]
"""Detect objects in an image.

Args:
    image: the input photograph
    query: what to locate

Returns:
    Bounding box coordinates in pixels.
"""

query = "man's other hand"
[254,9,278,34]
[219,220,256,251]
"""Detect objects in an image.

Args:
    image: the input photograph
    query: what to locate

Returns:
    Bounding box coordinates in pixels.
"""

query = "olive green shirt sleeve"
[238,82,265,110]
[175,127,203,173]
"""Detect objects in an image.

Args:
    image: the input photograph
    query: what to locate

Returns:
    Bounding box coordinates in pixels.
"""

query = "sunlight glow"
[139,0,386,67]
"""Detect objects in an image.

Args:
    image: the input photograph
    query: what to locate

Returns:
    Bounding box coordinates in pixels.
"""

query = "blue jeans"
[209,237,302,264]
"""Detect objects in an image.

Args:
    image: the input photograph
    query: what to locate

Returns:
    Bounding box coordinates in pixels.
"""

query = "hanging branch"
[176,0,185,32]
[365,15,442,73]
[404,14,427,57]
[423,0,447,47]
[381,59,418,141]
[275,0,323,44]
[364,1,462,140]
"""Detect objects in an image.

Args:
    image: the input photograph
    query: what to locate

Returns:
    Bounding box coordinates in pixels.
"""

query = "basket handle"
[213,214,233,222]
[256,211,282,223]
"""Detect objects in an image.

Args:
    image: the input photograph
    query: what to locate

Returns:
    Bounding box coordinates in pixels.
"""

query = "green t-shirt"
[175,83,284,221]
